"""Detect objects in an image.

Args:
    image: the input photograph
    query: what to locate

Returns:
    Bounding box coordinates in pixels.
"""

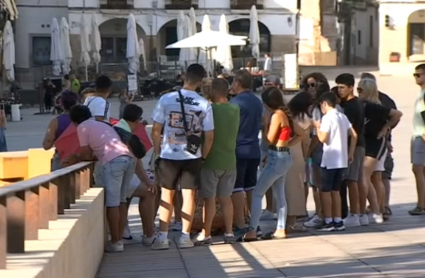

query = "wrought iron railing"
[230,0,264,9]
[164,0,199,9]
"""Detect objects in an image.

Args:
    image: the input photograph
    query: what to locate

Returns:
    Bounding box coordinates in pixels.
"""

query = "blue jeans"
[250,149,292,230]
[102,155,136,207]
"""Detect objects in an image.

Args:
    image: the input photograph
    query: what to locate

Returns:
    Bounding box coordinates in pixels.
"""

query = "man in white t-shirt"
[313,92,357,232]
[151,64,214,250]
[84,75,112,122]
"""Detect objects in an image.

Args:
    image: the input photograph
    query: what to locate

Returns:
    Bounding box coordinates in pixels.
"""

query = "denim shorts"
[102,155,136,207]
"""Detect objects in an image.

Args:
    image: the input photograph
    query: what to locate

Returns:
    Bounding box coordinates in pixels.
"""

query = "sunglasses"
[414,73,425,78]
[308,83,316,88]
[357,88,363,93]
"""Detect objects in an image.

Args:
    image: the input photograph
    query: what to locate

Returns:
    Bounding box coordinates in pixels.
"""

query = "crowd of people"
[42,62,425,254]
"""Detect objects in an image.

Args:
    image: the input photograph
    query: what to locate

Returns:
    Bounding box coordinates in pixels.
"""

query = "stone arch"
[156,19,202,60]
[228,18,271,68]
[98,18,147,63]
[407,10,425,58]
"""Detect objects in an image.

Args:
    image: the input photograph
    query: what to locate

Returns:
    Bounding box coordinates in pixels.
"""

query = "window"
[32,37,51,66]
[357,30,361,45]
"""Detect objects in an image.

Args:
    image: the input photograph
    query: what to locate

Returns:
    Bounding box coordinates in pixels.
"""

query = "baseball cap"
[265,75,281,85]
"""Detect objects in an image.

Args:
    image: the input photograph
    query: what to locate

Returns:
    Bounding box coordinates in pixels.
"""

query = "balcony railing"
[0,162,94,269]
[100,0,134,9]
[230,0,264,9]
[165,0,198,10]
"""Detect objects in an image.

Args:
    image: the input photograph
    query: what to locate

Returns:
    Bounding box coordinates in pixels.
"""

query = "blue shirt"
[230,91,263,159]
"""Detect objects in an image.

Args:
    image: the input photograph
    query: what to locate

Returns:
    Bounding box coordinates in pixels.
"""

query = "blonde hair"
[200,77,213,100]
[358,78,380,104]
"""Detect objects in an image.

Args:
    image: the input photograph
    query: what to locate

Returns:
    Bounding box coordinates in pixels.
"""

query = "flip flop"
[261,231,286,240]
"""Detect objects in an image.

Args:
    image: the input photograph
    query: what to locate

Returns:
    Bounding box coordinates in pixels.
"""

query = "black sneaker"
[334,221,345,231]
[256,226,263,237]
[317,221,335,232]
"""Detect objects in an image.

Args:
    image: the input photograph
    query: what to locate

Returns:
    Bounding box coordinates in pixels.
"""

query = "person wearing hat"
[264,75,282,89]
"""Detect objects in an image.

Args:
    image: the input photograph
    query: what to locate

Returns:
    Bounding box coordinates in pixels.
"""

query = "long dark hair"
[300,72,328,91]
[288,92,313,119]
[261,87,294,134]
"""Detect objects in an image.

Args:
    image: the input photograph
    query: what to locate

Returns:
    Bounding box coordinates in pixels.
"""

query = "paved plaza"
[6,70,425,277]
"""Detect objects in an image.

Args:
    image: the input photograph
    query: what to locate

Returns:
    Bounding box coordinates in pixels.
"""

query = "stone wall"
[0,188,105,278]
[270,35,297,54]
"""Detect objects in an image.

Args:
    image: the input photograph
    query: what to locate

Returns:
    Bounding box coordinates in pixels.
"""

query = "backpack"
[102,122,147,159]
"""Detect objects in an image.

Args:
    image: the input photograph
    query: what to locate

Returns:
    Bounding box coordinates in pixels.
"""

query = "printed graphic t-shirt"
[151,89,214,160]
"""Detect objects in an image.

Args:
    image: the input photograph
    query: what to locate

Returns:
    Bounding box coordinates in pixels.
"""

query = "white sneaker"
[260,210,274,220]
[142,235,155,246]
[178,236,194,249]
[304,214,322,228]
[359,214,369,226]
[123,223,132,240]
[171,222,182,231]
[151,237,169,250]
[372,213,384,224]
[106,241,124,253]
[343,214,361,227]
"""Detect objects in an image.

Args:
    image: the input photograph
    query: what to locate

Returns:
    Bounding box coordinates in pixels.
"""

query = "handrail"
[0,161,95,269]
[0,162,93,198]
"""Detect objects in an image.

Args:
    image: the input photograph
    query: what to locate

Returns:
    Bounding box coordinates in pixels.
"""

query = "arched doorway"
[408,10,425,58]
[157,19,201,61]
[228,19,271,68]
[99,18,147,63]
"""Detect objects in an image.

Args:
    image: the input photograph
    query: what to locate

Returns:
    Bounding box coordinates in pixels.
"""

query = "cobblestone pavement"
[8,72,425,277]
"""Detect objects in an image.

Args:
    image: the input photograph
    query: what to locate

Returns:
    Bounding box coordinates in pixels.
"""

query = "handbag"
[178,90,201,155]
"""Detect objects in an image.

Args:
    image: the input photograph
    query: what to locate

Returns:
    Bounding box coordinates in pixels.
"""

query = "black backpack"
[102,122,147,159]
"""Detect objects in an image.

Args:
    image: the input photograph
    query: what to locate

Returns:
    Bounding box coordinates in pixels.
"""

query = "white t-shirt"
[151,89,214,160]
[320,109,352,169]
[84,96,110,121]
[311,105,344,136]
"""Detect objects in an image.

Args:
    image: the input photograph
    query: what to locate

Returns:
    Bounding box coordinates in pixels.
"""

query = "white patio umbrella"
[177,11,188,69]
[91,14,101,73]
[166,30,246,49]
[186,15,197,64]
[199,15,213,74]
[60,17,72,75]
[249,5,260,59]
[3,20,14,82]
[139,38,146,70]
[50,18,62,76]
[189,8,197,62]
[216,14,233,72]
[127,14,141,74]
[80,14,91,81]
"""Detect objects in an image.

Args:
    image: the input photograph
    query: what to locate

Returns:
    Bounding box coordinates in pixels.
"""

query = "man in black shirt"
[336,73,366,227]
[360,72,399,217]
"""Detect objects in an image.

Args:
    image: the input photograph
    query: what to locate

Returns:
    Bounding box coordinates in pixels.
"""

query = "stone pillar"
[69,35,81,73]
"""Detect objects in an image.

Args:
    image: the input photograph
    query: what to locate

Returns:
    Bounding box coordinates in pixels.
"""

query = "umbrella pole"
[85,66,88,81]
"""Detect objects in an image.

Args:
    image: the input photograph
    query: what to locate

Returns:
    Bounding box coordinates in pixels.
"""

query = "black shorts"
[157,158,202,190]
[234,158,260,193]
[321,167,346,192]
[365,137,387,160]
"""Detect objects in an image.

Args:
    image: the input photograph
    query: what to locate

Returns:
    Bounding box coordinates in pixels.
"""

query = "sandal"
[286,223,307,233]
[261,231,286,240]
[384,206,392,216]
[408,206,425,216]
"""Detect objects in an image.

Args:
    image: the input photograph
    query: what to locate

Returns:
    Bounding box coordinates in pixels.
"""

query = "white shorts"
[375,149,388,172]
[127,170,155,198]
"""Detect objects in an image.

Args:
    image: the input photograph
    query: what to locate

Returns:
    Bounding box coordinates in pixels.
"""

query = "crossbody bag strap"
[177,90,189,133]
